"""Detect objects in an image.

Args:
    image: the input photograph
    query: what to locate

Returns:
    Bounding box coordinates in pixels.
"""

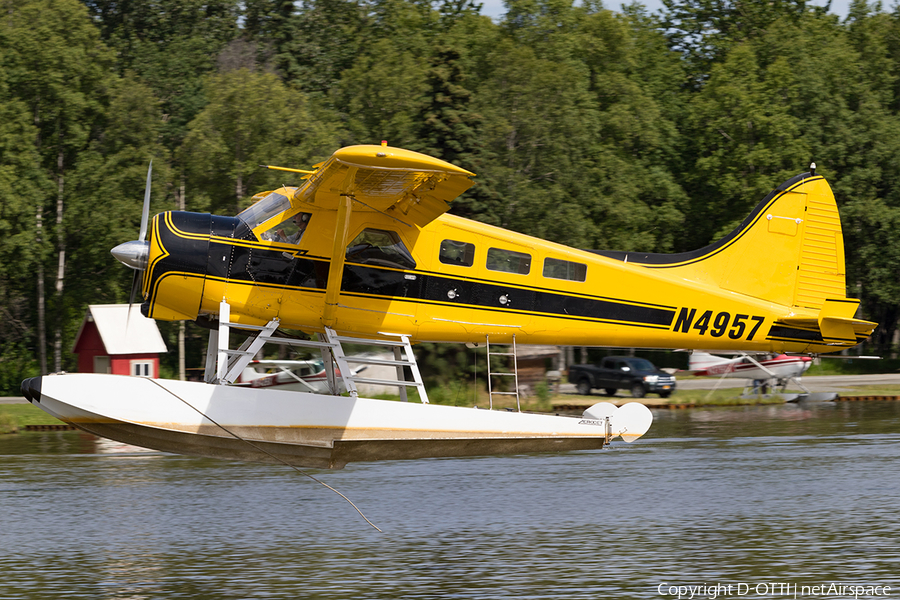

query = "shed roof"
[74,304,167,355]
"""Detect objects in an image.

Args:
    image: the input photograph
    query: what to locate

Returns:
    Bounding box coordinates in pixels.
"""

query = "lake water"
[1,402,899,599]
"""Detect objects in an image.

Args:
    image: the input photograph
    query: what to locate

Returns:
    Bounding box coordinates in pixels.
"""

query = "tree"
[578,5,688,252]
[661,0,817,80]
[84,0,241,152]
[413,44,501,219]
[681,43,809,248]
[63,75,168,312]
[4,0,119,373]
[180,69,342,215]
[333,39,430,147]
[473,40,600,246]
[0,50,48,390]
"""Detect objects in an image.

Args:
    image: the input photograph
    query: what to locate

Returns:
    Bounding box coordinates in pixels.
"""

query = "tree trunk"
[34,98,47,375]
[36,208,47,375]
[235,139,243,210]
[178,172,186,381]
[53,139,65,373]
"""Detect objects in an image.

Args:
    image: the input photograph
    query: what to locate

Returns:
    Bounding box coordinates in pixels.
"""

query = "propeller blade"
[121,159,152,339]
[138,160,152,242]
[125,268,142,338]
[128,268,142,308]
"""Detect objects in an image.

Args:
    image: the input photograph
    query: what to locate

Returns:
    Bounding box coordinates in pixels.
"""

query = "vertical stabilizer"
[597,172,850,311]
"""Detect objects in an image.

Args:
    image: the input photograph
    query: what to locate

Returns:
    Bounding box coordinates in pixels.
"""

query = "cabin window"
[439,239,475,267]
[346,228,416,270]
[486,248,531,275]
[261,212,311,244]
[543,257,587,282]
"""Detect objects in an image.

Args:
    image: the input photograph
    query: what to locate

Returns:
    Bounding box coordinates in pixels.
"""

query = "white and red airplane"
[236,358,367,394]
[688,351,813,393]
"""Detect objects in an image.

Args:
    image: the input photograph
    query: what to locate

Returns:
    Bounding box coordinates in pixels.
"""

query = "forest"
[3,0,900,394]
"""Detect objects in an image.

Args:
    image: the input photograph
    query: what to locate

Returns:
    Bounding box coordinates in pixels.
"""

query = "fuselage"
[690,354,813,380]
[139,199,865,354]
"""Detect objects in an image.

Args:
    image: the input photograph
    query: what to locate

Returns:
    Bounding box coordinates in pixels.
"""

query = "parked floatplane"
[22,146,876,468]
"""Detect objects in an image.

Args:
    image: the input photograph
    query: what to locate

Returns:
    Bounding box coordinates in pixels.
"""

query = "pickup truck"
[568,356,676,398]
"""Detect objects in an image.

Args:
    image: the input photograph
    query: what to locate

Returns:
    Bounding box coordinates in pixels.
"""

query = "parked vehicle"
[568,356,676,398]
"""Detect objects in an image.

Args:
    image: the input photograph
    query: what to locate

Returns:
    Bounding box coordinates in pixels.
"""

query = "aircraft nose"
[20,376,42,403]
[111,240,150,270]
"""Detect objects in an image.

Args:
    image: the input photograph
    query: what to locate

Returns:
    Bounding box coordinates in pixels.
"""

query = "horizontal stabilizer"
[779,298,877,344]
[583,401,653,443]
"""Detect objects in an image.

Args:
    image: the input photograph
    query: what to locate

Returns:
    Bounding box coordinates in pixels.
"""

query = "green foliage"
[662,0,817,79]
[5,0,900,391]
[0,343,39,404]
[0,404,66,431]
[534,378,551,404]
[181,69,342,214]
[84,0,240,150]
[423,382,472,406]
[416,342,481,387]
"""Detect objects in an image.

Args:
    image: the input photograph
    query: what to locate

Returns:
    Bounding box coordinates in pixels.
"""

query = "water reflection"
[1,402,899,599]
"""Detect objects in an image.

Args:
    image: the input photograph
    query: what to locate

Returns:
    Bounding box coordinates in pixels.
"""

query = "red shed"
[73,304,167,378]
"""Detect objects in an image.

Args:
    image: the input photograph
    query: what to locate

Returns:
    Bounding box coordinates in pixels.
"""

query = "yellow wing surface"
[294,145,475,226]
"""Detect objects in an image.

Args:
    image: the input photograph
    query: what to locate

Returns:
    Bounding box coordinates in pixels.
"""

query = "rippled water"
[1,402,899,599]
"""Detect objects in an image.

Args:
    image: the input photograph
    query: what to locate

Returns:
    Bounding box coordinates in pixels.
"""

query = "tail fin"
[706,173,846,311]
[597,172,849,311]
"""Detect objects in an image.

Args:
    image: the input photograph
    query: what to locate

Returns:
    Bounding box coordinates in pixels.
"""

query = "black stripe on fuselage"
[341,264,676,328]
[221,241,330,290]
[767,323,858,344]
[766,324,824,343]
[151,212,678,329]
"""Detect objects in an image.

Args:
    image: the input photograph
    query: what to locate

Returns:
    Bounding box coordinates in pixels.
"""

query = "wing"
[294,145,475,227]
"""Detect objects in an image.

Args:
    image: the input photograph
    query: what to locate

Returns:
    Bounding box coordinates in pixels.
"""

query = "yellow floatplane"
[22,145,876,468]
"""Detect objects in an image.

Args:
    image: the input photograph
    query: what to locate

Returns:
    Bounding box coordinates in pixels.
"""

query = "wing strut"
[323,170,356,328]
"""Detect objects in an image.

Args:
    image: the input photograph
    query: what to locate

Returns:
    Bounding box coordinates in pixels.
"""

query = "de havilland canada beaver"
[22,145,875,469]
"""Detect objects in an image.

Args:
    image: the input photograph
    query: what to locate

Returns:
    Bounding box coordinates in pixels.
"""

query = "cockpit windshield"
[236,189,295,230]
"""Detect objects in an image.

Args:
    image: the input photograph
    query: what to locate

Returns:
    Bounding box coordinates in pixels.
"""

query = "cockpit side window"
[236,191,292,230]
[345,229,416,270]
[261,212,311,244]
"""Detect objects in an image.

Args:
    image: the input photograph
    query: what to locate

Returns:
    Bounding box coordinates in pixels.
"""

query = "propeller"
[111,161,153,327]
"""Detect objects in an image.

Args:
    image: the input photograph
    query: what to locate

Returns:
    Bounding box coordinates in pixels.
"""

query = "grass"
[550,387,786,408]
[379,381,900,411]
[0,412,17,434]
[0,403,66,433]
[806,357,900,376]
[822,384,900,396]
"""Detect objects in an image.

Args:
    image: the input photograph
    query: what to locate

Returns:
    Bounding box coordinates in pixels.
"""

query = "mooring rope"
[147,379,382,532]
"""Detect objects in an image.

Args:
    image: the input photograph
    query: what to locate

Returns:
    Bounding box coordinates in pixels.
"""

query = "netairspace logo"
[657,582,892,599]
